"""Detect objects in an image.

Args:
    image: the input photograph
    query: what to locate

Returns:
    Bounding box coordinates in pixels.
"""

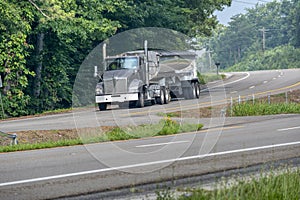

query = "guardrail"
[0,131,18,145]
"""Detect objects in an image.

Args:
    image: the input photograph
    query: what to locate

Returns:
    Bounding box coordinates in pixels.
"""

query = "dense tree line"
[0,0,231,117]
[208,0,300,71]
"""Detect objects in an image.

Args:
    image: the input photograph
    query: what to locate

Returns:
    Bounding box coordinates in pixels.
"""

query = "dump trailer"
[94,41,200,111]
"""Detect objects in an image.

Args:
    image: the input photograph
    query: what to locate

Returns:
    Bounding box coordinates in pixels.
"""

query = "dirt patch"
[1,126,114,146]
[170,105,226,118]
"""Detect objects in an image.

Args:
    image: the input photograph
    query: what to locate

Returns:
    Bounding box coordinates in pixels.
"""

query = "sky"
[215,0,274,25]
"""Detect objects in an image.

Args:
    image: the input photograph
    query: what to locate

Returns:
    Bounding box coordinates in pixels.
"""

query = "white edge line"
[223,72,250,86]
[278,126,300,132]
[1,140,300,187]
[136,140,190,148]
[201,72,250,92]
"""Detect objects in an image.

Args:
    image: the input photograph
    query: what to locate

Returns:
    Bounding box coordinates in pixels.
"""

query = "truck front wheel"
[136,92,145,108]
[98,103,107,111]
[194,83,200,98]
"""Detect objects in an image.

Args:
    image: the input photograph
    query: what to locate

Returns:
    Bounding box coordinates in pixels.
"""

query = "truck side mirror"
[94,66,98,78]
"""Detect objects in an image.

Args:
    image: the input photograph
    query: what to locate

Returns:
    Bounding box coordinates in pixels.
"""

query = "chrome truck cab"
[94,41,156,111]
[94,41,199,111]
[95,55,145,110]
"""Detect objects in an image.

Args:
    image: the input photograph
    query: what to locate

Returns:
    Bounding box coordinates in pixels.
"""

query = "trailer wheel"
[98,103,107,111]
[195,83,200,98]
[164,88,171,104]
[155,89,165,105]
[183,83,196,99]
[136,92,145,108]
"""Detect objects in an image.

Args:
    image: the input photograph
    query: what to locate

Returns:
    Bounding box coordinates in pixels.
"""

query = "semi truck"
[94,41,200,111]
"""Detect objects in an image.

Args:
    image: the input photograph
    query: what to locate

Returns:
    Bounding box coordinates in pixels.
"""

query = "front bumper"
[96,93,139,103]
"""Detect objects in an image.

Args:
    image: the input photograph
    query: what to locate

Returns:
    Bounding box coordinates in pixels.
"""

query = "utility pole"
[207,50,213,71]
[259,27,269,52]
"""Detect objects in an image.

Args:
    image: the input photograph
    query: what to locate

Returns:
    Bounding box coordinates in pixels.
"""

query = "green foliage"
[231,102,300,116]
[0,0,35,117]
[206,0,300,71]
[178,169,300,200]
[106,0,231,36]
[105,127,137,141]
[0,139,83,153]
[0,0,231,117]
[158,117,181,135]
[198,72,225,84]
[227,45,300,71]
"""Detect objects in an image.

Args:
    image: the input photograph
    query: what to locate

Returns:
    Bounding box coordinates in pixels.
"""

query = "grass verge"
[180,169,300,200]
[230,102,300,116]
[0,118,203,153]
[156,168,300,200]
[198,73,225,85]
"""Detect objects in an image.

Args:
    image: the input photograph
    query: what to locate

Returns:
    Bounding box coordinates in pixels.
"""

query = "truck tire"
[136,92,145,108]
[183,83,196,99]
[155,88,165,105]
[98,103,107,111]
[195,83,200,98]
[164,88,171,104]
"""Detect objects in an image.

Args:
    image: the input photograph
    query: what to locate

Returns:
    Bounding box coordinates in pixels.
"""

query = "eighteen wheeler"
[94,41,200,111]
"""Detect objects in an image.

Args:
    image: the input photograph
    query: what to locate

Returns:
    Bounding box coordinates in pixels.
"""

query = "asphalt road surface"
[0,69,299,199]
[1,69,300,132]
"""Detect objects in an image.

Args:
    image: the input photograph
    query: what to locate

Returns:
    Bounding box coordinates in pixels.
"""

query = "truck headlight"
[96,83,104,95]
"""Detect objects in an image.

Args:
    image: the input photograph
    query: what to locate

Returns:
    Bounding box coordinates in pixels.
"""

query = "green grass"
[0,118,203,153]
[0,139,83,153]
[198,73,225,85]
[177,169,300,200]
[41,108,73,115]
[230,102,300,116]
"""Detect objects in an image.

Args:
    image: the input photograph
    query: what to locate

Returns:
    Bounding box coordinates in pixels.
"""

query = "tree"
[0,0,233,117]
[291,0,300,47]
[105,0,231,36]
[25,0,124,113]
[208,0,297,70]
[0,0,34,116]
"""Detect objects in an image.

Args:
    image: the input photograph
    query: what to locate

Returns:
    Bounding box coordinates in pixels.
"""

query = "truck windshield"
[106,57,138,71]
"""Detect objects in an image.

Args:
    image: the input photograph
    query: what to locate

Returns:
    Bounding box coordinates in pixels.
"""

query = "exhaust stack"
[144,40,149,87]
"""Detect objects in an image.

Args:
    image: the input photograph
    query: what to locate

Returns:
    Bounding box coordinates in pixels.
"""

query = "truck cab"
[94,41,200,111]
[95,49,155,110]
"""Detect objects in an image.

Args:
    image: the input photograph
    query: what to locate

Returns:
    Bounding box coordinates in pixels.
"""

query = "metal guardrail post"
[0,131,18,146]
[220,107,227,117]
[9,134,18,145]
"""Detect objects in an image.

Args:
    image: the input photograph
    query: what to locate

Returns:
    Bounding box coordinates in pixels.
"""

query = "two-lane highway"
[0,69,299,199]
[1,69,300,132]
[0,114,299,199]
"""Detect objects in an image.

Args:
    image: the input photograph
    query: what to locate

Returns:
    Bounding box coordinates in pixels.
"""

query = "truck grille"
[104,78,127,94]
